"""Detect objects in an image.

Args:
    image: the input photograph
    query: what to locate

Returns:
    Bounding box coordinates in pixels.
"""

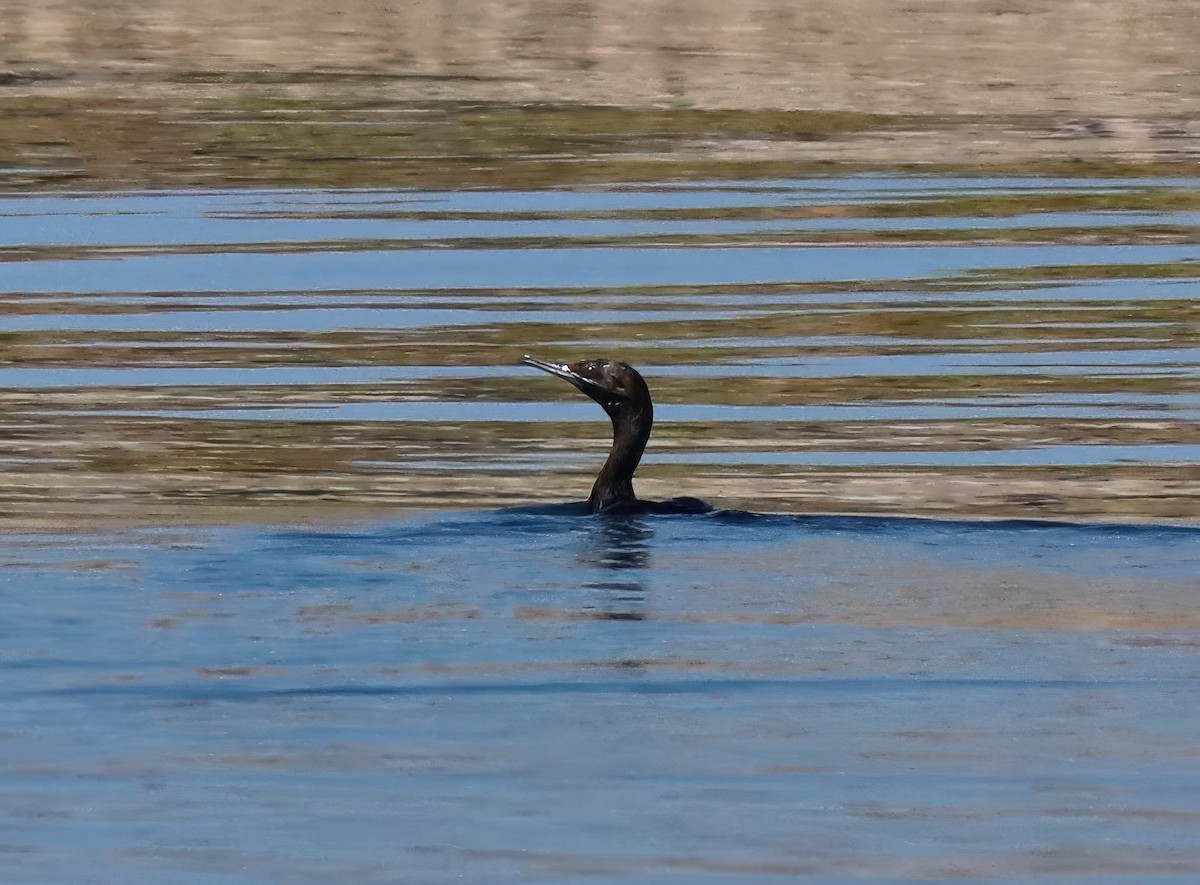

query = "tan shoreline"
[1,0,1197,181]
[4,0,1198,117]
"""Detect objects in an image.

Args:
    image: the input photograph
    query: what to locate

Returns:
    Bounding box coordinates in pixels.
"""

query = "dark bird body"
[522,355,712,515]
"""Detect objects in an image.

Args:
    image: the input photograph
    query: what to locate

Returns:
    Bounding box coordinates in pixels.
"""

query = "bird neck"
[589,403,652,512]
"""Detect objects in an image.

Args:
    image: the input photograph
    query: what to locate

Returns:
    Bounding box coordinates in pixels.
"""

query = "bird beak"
[522,354,612,400]
[521,355,572,379]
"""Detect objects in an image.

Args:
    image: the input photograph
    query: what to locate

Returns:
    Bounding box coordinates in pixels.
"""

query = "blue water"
[6,244,1200,294]
[2,174,1199,881]
[2,510,1198,882]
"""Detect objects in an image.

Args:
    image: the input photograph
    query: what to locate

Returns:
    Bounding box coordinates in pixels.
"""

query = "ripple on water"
[0,177,1196,526]
[2,12,1199,881]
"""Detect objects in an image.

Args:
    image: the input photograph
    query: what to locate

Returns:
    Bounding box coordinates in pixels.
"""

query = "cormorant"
[522,355,712,515]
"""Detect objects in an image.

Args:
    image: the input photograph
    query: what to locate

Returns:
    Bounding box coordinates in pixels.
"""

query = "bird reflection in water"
[577,514,653,621]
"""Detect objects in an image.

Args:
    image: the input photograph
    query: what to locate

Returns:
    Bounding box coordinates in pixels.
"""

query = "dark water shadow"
[705,508,1200,535]
[37,675,1132,703]
[222,503,1200,602]
[491,501,1200,536]
[255,504,1200,560]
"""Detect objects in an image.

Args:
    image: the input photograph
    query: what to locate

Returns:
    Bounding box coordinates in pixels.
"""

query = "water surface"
[1,177,1196,529]
[2,510,1198,882]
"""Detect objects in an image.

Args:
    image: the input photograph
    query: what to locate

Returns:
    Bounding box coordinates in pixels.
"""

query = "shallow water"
[2,176,1197,528]
[2,510,1198,882]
